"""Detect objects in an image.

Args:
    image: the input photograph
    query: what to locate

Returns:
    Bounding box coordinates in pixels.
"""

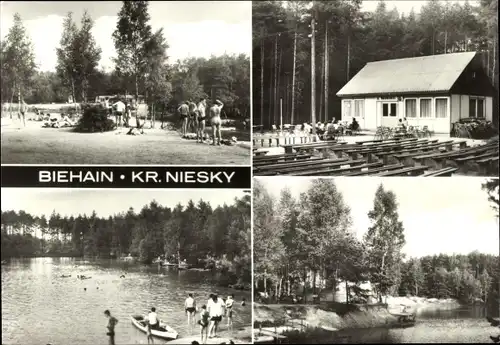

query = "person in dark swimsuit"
[198,305,210,344]
[104,310,118,345]
[185,293,197,329]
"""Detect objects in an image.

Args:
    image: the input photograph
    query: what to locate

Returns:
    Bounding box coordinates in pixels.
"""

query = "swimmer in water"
[209,100,224,146]
[196,98,207,143]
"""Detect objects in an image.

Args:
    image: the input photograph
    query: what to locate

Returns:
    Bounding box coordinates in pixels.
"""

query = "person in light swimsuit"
[225,294,234,332]
[209,100,224,146]
[178,102,190,137]
[196,98,207,143]
[185,293,197,328]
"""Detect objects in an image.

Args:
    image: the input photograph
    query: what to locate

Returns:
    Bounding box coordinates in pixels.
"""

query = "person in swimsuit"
[113,99,126,127]
[188,101,197,133]
[198,305,210,344]
[178,102,190,137]
[225,294,234,332]
[196,98,207,143]
[19,99,27,128]
[185,293,197,328]
[104,310,118,345]
[209,100,224,146]
[207,294,225,339]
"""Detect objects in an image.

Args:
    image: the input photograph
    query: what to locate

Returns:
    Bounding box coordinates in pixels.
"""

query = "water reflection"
[2,258,251,345]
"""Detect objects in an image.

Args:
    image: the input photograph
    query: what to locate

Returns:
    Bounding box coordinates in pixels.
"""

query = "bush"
[74,105,115,133]
[452,118,498,139]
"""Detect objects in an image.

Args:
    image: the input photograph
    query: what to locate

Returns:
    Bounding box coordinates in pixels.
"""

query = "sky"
[361,0,479,14]
[256,177,499,258]
[1,188,247,219]
[0,1,251,72]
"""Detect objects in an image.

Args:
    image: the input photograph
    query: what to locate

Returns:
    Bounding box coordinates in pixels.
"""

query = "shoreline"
[254,297,464,331]
[1,256,251,290]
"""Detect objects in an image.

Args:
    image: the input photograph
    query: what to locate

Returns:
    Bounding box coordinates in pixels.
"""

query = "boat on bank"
[389,311,417,327]
[130,315,178,340]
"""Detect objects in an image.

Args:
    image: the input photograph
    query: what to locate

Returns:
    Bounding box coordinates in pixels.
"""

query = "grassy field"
[1,118,250,165]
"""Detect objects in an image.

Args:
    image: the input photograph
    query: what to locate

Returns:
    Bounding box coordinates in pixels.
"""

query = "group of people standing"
[186,292,238,344]
[103,97,135,128]
[178,98,224,146]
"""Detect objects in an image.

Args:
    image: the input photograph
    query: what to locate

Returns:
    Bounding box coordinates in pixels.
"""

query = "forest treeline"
[1,194,251,283]
[1,1,250,116]
[254,179,499,311]
[253,0,499,128]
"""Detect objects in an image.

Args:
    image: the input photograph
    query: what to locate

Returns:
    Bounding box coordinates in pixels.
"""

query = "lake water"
[334,305,498,343]
[1,257,252,345]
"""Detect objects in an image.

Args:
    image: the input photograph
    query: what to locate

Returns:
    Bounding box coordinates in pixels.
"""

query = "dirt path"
[1,120,250,165]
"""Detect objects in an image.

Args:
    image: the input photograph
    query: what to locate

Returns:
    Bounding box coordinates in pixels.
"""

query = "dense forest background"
[252,0,499,128]
[254,178,499,315]
[1,194,251,283]
[1,1,250,117]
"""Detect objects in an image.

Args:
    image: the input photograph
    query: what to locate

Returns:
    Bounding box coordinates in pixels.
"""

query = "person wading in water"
[185,293,197,330]
[104,310,118,345]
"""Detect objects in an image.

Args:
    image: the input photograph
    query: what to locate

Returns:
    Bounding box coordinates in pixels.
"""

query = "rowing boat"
[130,315,178,340]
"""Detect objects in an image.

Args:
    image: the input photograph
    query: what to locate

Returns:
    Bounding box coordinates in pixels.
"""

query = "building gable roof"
[336,52,477,97]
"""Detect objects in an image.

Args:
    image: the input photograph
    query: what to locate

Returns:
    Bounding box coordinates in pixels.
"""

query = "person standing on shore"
[185,293,197,330]
[104,310,118,345]
[225,294,234,332]
[198,304,210,344]
[207,294,224,339]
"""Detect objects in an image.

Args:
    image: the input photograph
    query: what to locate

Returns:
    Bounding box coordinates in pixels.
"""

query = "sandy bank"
[254,297,461,331]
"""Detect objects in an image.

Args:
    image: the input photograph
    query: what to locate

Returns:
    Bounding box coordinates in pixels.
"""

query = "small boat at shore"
[159,261,178,267]
[130,315,178,340]
[178,262,192,270]
[390,311,417,327]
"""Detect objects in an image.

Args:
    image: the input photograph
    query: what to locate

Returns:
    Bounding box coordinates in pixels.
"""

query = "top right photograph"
[252,0,499,177]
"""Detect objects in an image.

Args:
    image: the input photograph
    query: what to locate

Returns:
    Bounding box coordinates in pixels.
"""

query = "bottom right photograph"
[253,177,499,344]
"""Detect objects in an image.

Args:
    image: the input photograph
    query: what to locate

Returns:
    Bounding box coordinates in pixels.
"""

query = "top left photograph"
[0,1,251,165]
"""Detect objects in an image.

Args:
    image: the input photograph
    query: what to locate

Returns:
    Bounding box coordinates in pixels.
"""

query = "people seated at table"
[349,118,360,132]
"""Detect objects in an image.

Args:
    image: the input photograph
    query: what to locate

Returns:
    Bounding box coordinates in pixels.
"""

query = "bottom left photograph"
[1,188,252,345]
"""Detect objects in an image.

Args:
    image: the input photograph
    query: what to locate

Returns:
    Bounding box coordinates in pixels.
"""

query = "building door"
[380,102,399,128]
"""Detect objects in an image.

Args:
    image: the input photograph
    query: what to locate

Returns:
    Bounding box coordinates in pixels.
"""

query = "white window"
[469,97,485,118]
[344,100,352,117]
[405,99,417,118]
[420,98,432,118]
[435,98,448,118]
[354,100,364,117]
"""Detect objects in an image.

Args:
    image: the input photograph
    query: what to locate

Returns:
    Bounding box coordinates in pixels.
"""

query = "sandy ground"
[1,118,250,165]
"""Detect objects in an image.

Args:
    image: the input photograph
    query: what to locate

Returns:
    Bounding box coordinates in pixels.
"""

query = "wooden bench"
[376,165,429,176]
[344,163,406,176]
[345,139,428,161]
[253,153,312,165]
[257,158,352,176]
[412,144,498,170]
[421,167,458,176]
[253,157,330,173]
[253,150,269,157]
[452,149,499,174]
[282,140,340,154]
[292,161,384,176]
[476,156,499,176]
